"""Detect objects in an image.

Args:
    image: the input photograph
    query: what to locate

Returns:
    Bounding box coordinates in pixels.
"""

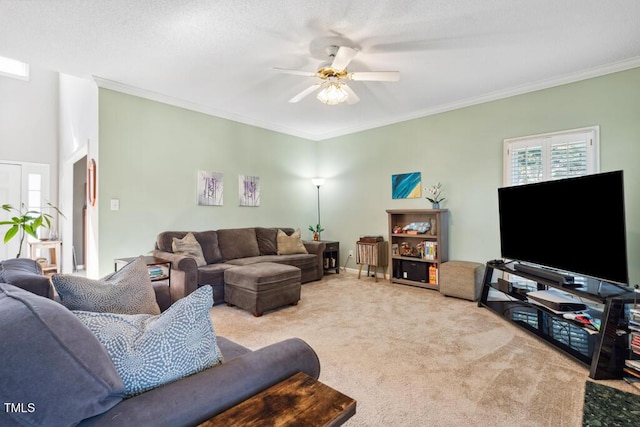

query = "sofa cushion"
[229,254,317,270]
[52,256,161,315]
[197,263,235,287]
[172,232,207,267]
[255,227,278,255]
[0,283,125,426]
[216,336,251,361]
[0,258,54,298]
[217,228,260,261]
[193,231,223,264]
[277,228,308,255]
[73,285,223,397]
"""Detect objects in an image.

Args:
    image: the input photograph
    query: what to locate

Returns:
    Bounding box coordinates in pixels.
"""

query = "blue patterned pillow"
[73,285,222,396]
[53,256,161,315]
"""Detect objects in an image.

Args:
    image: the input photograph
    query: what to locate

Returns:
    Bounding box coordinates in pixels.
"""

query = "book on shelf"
[421,241,437,261]
[625,359,640,371]
[148,266,166,279]
[624,366,640,380]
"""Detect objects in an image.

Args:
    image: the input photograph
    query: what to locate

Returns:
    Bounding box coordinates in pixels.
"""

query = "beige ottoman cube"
[439,261,485,301]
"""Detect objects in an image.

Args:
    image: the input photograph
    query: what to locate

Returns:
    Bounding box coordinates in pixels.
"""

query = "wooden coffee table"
[198,372,356,426]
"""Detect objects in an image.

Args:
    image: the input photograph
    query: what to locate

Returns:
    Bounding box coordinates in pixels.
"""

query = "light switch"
[110,199,120,211]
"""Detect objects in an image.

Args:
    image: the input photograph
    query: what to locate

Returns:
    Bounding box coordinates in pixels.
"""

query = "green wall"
[98,68,639,285]
[317,68,640,285]
[98,90,317,275]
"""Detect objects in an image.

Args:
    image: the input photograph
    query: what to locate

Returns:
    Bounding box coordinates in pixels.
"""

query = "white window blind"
[503,126,599,186]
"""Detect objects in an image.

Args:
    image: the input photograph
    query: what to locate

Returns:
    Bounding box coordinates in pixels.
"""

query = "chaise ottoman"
[439,260,485,301]
[224,262,301,316]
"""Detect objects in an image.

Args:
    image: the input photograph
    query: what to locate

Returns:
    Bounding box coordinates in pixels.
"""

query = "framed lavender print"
[197,171,223,206]
[239,175,260,206]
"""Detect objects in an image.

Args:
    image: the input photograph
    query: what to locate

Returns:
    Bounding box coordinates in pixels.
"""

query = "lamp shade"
[317,83,348,105]
[311,178,325,187]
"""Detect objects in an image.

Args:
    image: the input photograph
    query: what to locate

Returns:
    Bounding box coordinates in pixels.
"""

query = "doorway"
[0,161,51,261]
[72,156,87,271]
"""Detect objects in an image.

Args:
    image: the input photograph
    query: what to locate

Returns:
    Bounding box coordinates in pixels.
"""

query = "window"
[503,126,599,186]
[0,55,30,81]
[21,164,51,242]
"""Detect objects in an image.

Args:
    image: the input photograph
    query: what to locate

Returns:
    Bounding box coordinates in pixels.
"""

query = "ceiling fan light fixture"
[317,82,348,105]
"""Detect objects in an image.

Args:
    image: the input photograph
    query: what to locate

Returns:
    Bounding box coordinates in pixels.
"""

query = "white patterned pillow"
[73,285,222,397]
[52,256,161,315]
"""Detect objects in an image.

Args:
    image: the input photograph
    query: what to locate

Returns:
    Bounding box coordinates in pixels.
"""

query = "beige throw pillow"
[172,232,207,266]
[276,228,308,255]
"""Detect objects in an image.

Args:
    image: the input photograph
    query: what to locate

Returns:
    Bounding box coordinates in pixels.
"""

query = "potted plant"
[424,182,446,209]
[1,203,64,258]
[308,224,325,241]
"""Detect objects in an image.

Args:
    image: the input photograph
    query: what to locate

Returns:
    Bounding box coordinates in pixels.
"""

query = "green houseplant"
[1,203,64,258]
[308,224,325,241]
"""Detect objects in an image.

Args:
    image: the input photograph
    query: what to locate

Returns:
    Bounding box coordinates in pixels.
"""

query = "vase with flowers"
[424,182,445,209]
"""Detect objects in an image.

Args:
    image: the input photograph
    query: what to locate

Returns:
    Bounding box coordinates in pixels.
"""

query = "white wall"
[0,64,58,200]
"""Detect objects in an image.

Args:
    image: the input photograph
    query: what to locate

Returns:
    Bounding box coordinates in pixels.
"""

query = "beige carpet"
[210,272,637,426]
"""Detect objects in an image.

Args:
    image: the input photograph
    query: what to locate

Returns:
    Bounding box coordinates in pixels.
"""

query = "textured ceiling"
[1,0,640,140]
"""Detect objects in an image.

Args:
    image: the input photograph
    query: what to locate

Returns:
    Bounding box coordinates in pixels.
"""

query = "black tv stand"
[513,263,575,286]
[479,260,637,380]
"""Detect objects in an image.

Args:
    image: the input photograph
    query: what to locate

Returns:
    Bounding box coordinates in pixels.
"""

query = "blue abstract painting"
[392,172,422,199]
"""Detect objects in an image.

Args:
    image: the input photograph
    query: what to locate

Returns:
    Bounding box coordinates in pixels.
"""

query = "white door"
[0,163,22,260]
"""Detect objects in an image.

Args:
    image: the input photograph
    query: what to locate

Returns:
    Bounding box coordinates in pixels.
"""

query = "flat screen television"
[498,170,628,285]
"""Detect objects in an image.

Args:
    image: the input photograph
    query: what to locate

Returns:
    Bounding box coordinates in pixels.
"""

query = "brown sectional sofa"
[150,227,326,305]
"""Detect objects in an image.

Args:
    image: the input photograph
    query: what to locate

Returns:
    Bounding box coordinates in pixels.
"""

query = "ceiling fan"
[274,45,400,105]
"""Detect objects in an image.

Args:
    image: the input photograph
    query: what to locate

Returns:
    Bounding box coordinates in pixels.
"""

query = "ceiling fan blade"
[273,67,317,77]
[331,46,358,71]
[341,84,360,104]
[349,71,400,82]
[288,84,322,103]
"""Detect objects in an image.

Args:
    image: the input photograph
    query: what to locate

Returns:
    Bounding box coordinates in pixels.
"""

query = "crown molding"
[312,57,640,141]
[95,57,640,142]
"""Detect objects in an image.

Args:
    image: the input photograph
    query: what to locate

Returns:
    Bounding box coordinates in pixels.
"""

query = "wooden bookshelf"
[386,209,448,290]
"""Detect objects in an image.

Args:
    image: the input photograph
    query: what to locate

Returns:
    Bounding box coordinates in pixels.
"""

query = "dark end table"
[321,241,340,274]
[198,371,356,426]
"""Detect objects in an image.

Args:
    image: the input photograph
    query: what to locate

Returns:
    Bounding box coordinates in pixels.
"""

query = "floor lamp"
[311,178,325,240]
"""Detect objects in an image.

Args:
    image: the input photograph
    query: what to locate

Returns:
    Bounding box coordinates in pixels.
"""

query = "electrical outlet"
[348,250,354,257]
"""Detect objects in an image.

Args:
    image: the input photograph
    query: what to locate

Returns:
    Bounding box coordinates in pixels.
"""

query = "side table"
[321,241,340,274]
[29,240,62,275]
[356,241,388,282]
[198,371,356,426]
